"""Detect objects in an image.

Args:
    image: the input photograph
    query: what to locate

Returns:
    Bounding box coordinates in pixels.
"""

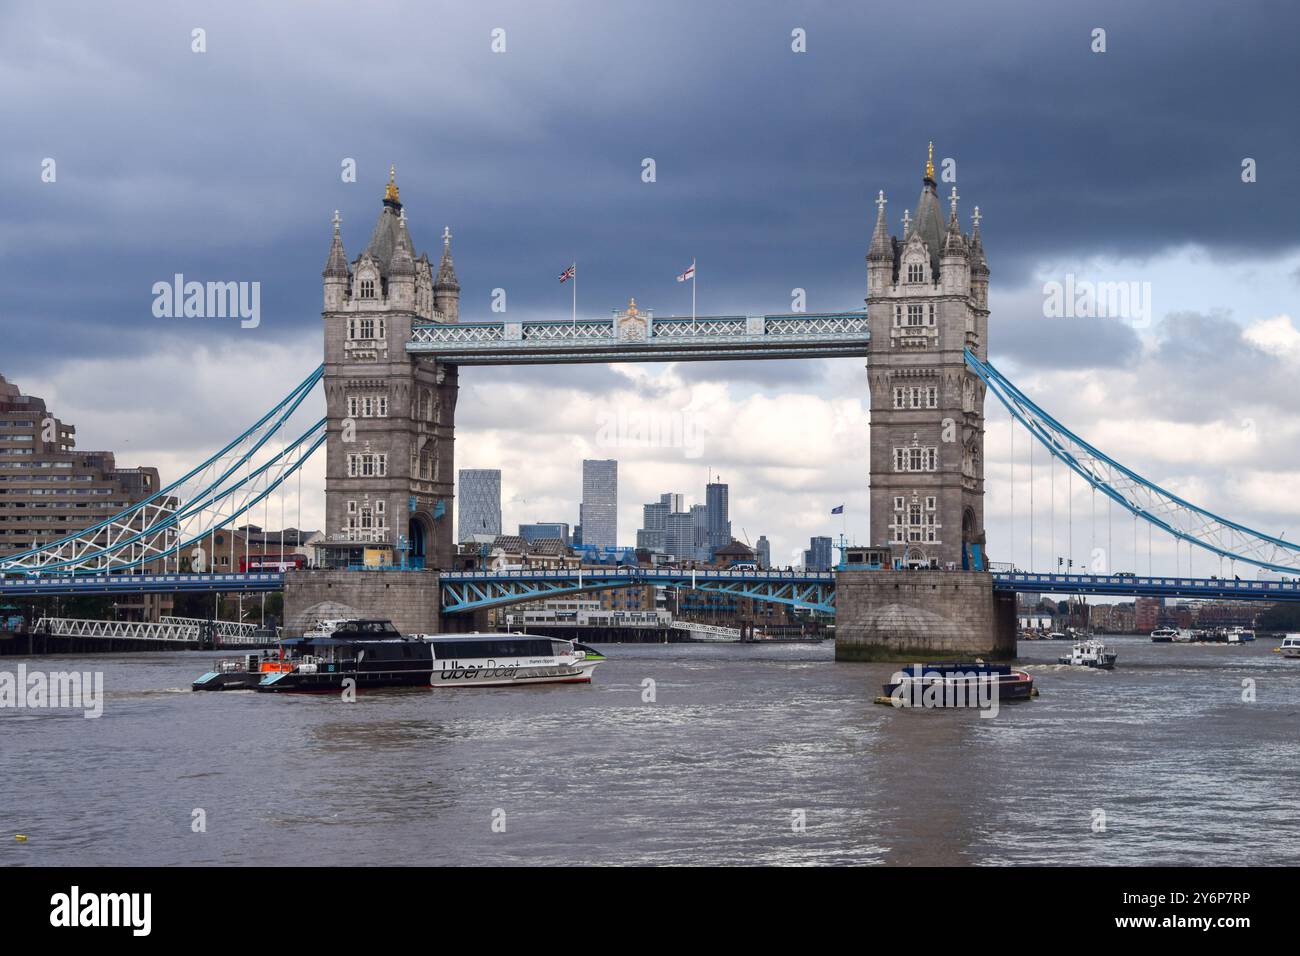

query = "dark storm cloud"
[2,0,1297,377]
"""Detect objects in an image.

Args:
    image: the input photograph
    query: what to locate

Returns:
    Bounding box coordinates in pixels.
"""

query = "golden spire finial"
[925,142,935,180]
[384,164,400,204]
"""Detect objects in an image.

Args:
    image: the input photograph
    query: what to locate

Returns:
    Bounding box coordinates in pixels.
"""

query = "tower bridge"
[5,150,1300,660]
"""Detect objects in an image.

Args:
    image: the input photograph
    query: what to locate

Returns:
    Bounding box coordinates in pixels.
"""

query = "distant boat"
[1057,639,1118,670]
[1280,634,1300,659]
[1151,627,1178,643]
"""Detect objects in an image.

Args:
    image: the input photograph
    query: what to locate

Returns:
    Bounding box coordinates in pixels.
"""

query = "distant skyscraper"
[690,504,709,560]
[580,459,617,549]
[458,469,501,542]
[755,535,771,569]
[705,481,731,558]
[637,493,684,553]
[803,535,833,571]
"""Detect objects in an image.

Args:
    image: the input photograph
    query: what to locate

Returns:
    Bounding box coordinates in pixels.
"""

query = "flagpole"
[692,257,696,334]
[572,261,577,328]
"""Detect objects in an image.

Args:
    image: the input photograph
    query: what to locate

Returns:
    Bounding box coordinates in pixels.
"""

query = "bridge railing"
[442,567,837,582]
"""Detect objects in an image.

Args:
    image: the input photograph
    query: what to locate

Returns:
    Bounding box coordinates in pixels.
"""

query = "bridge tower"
[318,168,459,571]
[837,146,1010,662]
[865,144,989,571]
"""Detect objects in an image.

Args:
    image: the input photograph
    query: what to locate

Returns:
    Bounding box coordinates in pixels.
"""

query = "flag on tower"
[559,264,575,283]
[676,262,695,282]
[831,504,845,515]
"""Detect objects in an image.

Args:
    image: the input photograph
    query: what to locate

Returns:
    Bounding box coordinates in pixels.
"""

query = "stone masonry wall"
[834,569,1016,661]
[283,569,441,637]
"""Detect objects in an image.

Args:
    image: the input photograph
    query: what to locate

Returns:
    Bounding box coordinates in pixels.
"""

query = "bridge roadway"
[4,568,1300,609]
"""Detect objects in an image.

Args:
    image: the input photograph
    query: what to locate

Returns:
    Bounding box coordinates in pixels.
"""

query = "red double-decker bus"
[239,554,306,573]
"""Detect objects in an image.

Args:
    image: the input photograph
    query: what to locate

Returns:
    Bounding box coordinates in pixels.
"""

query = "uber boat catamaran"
[195,619,601,692]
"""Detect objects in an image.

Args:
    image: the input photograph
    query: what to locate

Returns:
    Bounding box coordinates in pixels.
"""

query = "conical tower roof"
[323,210,349,278]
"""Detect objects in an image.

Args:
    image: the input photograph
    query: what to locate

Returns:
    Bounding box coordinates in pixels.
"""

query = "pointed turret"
[866,190,894,295]
[358,166,412,278]
[323,210,350,310]
[910,143,946,273]
[970,205,988,276]
[390,209,416,277]
[942,186,967,257]
[323,210,349,277]
[867,190,892,260]
[434,225,460,322]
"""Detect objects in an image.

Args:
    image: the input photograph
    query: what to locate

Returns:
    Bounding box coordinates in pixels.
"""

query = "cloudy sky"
[3,0,1299,573]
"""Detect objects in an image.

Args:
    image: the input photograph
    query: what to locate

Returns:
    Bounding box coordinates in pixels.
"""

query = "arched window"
[359,278,376,299]
[907,262,924,283]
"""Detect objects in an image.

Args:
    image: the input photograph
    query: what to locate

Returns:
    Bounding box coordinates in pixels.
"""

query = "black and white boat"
[881,661,1035,704]
[212,620,601,693]
[1057,638,1118,669]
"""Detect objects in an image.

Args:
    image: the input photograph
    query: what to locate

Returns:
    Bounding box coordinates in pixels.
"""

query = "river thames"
[3,636,1298,866]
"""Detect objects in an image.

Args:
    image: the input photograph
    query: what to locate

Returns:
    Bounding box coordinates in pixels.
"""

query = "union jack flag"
[559,264,575,283]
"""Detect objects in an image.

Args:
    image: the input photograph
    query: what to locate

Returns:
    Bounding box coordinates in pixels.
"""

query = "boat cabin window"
[433,639,555,659]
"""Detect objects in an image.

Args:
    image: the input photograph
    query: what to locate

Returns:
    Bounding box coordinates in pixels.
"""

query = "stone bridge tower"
[865,144,989,570]
[319,168,459,570]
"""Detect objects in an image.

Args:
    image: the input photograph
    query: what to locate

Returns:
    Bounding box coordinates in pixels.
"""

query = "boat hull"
[257,659,599,693]
[882,663,1035,704]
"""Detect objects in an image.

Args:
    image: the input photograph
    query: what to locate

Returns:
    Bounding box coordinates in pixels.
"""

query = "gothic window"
[907,261,924,283]
[360,278,376,299]
[928,304,935,326]
[346,453,387,478]
[378,396,388,417]
[893,305,902,327]
[926,386,938,408]
[893,496,905,510]
[925,496,937,511]
[907,305,924,327]
[893,387,905,409]
[892,446,939,472]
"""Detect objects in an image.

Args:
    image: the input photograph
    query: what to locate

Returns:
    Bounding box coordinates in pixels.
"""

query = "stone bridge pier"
[834,569,1016,662]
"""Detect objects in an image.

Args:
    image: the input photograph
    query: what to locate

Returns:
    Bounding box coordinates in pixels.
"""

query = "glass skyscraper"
[580,459,617,550]
[705,481,731,558]
[457,469,501,542]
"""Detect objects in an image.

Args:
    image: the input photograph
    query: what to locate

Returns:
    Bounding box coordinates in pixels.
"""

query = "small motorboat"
[1057,638,1117,670]
[881,661,1035,706]
[1280,634,1300,659]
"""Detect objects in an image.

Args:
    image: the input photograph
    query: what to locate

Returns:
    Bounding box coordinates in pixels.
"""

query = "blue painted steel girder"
[0,572,286,597]
[438,568,837,614]
[992,571,1300,603]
